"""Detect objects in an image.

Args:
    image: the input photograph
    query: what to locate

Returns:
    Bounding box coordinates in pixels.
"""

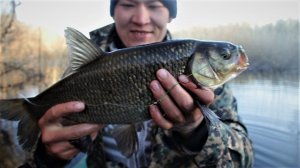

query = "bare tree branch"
[1,0,14,42]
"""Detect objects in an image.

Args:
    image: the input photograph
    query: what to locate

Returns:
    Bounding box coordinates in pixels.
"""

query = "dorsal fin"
[64,27,104,73]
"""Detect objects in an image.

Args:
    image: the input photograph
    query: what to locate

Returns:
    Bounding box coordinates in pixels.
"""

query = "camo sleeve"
[149,84,254,168]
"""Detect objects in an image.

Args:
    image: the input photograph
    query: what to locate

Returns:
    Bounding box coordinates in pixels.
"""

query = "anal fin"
[111,124,139,158]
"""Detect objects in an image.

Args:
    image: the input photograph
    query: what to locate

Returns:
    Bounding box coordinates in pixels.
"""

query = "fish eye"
[220,48,231,60]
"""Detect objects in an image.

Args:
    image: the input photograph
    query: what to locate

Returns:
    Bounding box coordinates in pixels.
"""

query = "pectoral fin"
[111,124,138,158]
[195,100,220,125]
[69,135,92,152]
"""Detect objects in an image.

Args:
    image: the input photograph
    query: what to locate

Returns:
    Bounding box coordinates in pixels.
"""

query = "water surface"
[231,74,299,168]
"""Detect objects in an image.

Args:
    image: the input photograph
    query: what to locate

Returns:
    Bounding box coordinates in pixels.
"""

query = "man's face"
[113,0,171,47]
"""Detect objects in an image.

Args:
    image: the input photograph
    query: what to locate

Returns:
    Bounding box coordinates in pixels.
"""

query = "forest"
[174,19,299,74]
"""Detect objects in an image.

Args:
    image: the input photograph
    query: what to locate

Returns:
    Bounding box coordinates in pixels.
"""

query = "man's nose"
[131,4,151,25]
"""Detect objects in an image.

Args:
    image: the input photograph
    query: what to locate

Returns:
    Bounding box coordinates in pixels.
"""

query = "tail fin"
[0,99,40,151]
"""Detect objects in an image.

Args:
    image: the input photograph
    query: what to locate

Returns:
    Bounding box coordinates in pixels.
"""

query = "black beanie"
[110,0,177,18]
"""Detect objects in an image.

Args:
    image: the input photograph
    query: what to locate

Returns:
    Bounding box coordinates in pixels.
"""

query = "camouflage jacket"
[24,24,253,168]
[89,24,254,168]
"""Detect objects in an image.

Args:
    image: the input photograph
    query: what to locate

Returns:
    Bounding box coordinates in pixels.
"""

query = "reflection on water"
[230,74,299,168]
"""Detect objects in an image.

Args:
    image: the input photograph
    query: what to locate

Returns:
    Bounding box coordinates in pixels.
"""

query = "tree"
[0,0,20,42]
[1,0,47,99]
[0,1,31,167]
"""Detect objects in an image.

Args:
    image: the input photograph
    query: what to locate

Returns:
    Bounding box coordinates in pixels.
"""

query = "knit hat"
[110,0,177,18]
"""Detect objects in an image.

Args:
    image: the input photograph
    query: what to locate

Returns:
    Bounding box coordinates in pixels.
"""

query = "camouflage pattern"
[90,24,254,168]
[24,24,253,168]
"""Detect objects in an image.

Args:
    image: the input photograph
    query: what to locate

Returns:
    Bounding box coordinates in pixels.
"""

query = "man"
[23,0,253,167]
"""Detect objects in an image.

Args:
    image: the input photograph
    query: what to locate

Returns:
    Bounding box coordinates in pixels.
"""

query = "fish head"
[189,41,249,89]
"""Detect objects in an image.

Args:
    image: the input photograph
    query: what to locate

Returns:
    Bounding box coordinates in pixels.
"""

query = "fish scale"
[33,41,211,124]
[0,27,248,153]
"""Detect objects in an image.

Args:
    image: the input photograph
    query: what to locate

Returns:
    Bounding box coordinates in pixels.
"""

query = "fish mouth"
[237,46,250,71]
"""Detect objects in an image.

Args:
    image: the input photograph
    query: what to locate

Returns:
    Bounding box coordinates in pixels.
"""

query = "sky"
[10,0,300,44]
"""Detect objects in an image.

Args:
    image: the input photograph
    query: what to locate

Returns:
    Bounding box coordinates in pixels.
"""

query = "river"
[230,74,299,168]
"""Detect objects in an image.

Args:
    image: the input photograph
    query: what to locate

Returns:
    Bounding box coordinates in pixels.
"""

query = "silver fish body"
[0,27,249,153]
[32,39,195,124]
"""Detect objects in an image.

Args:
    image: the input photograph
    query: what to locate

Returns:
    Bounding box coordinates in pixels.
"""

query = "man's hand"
[38,101,104,160]
[149,69,214,135]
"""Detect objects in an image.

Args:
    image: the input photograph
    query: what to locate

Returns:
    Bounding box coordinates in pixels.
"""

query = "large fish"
[0,27,248,158]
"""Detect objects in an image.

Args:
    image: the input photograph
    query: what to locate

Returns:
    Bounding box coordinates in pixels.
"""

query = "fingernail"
[157,69,168,80]
[178,75,189,83]
[74,102,84,110]
[150,81,160,92]
[149,104,158,112]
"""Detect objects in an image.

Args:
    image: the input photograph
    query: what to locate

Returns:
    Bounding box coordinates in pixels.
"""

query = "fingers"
[38,101,104,160]
[58,148,80,160]
[149,69,214,133]
[43,123,101,160]
[41,123,102,143]
[150,80,185,123]
[149,105,173,129]
[150,69,198,124]
[155,69,196,112]
[39,101,84,126]
[46,141,80,160]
